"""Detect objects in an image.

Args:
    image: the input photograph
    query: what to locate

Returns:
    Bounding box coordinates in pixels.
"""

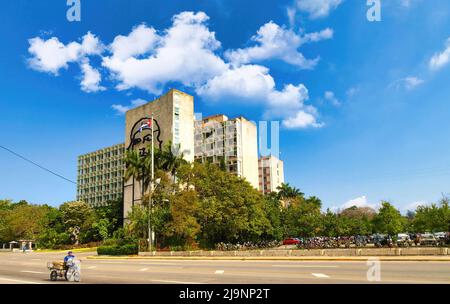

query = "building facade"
[194,114,259,189]
[76,88,271,219]
[123,89,195,219]
[76,143,125,207]
[258,155,284,195]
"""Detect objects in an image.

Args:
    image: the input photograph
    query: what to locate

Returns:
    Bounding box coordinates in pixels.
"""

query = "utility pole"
[148,113,155,252]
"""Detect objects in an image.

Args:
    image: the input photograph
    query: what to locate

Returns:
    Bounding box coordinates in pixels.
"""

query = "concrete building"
[258,155,284,195]
[123,89,194,219]
[76,88,270,219]
[194,114,259,189]
[77,143,125,207]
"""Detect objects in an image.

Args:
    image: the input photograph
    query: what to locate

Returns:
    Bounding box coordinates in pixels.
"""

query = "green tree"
[372,201,406,235]
[125,205,148,239]
[124,149,152,205]
[1,201,50,242]
[277,183,304,207]
[163,190,200,248]
[59,201,96,245]
[283,196,323,237]
[181,162,272,247]
[337,206,375,235]
[412,197,450,232]
[262,193,283,240]
[322,209,339,237]
[93,198,123,237]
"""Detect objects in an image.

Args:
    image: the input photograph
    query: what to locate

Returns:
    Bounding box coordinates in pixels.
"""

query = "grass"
[35,247,97,253]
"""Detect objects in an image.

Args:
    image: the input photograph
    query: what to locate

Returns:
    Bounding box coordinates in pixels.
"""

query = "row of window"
[78,163,124,175]
[78,173,122,185]
[79,149,124,165]
[78,183,123,195]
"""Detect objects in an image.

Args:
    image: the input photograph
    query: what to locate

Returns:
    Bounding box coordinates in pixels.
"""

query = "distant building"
[258,155,284,195]
[194,114,259,189]
[76,143,125,207]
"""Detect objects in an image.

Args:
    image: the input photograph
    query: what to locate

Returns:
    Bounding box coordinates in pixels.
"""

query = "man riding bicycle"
[64,251,75,264]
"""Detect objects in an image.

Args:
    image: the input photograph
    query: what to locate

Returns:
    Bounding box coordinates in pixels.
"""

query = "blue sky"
[1,0,449,212]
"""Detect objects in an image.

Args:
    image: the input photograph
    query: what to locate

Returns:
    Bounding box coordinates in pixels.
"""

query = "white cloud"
[287,6,297,27]
[389,76,424,90]
[27,11,325,130]
[295,0,343,19]
[80,59,105,93]
[111,98,148,115]
[302,28,334,43]
[102,11,228,94]
[324,90,341,106]
[28,32,103,75]
[196,65,274,100]
[402,201,429,212]
[429,37,450,71]
[282,110,323,129]
[225,21,332,69]
[197,65,322,129]
[109,24,159,60]
[346,86,359,98]
[111,104,129,115]
[341,196,377,210]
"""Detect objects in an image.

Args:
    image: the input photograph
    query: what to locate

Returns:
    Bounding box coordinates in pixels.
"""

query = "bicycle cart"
[47,259,81,282]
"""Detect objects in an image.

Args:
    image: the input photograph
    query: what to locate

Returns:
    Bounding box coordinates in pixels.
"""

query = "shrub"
[97,243,138,256]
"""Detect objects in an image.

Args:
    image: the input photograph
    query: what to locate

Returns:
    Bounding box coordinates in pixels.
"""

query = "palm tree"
[277,183,304,199]
[160,141,187,183]
[276,183,304,208]
[124,149,151,205]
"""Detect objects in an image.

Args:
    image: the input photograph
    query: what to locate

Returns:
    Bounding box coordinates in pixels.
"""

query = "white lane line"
[0,277,42,284]
[149,279,204,284]
[139,263,178,266]
[272,265,338,268]
[31,259,41,261]
[87,266,97,269]
[312,273,330,278]
[215,270,225,274]
[139,268,148,271]
[20,270,45,274]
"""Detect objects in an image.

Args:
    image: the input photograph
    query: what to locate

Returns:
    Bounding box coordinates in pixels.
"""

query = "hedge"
[97,244,138,256]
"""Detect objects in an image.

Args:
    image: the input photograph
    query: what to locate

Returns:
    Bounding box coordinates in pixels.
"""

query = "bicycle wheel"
[50,270,58,281]
[65,269,73,281]
[73,271,80,282]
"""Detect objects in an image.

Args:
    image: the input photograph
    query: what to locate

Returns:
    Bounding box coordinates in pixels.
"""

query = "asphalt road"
[0,252,449,284]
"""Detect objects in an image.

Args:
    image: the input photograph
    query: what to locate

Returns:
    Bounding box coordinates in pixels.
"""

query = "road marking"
[0,277,42,284]
[149,279,204,284]
[87,266,97,269]
[20,270,45,274]
[31,259,41,261]
[312,273,330,278]
[139,268,148,271]
[215,270,225,274]
[272,265,338,268]
[140,262,178,266]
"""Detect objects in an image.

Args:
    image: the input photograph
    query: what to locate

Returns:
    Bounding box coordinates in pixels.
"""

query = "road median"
[86,247,450,261]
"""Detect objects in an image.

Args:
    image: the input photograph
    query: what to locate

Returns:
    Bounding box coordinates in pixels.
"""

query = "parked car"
[283,238,301,245]
[396,233,412,247]
[354,235,368,247]
[419,233,439,246]
[433,232,448,246]
[372,234,394,248]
